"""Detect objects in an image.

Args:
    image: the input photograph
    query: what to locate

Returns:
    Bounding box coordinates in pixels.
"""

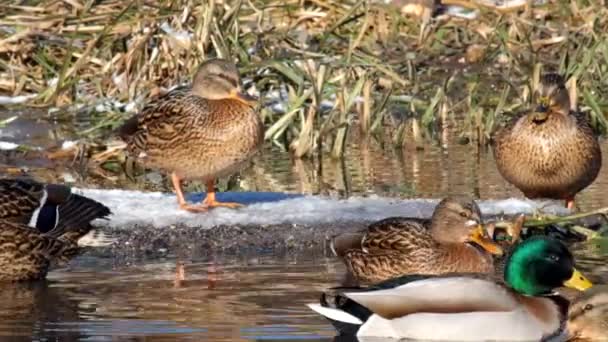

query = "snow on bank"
[76,188,570,230]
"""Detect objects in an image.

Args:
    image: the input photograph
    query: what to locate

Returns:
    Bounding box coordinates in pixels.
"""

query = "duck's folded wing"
[345,276,518,319]
[490,109,528,144]
[362,218,431,253]
[118,89,195,150]
[0,178,45,224]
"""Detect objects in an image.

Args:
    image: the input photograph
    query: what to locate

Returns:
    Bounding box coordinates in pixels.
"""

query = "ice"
[75,188,570,230]
[0,94,36,105]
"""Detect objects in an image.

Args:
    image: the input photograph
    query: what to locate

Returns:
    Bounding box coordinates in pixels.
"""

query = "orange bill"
[229,89,257,106]
[468,224,503,256]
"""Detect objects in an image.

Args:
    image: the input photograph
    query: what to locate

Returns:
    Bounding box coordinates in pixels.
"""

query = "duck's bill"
[230,89,258,105]
[468,225,503,256]
[564,268,593,291]
[535,96,550,113]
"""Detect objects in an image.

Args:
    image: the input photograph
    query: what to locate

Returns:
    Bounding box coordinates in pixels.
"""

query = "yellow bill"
[538,96,550,108]
[468,225,503,256]
[564,268,593,291]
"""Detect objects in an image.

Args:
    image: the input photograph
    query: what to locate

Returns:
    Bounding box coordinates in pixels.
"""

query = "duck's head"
[191,58,257,106]
[567,285,608,341]
[532,73,570,122]
[504,236,592,296]
[429,196,503,256]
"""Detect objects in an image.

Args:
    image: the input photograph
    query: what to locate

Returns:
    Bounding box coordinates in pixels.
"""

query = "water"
[1,109,608,340]
[3,255,342,341]
[1,246,607,341]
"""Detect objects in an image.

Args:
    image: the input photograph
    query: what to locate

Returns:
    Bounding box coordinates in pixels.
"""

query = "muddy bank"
[89,213,605,263]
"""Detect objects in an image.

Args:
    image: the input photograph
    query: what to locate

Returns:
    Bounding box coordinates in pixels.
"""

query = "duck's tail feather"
[45,194,111,241]
[307,291,373,335]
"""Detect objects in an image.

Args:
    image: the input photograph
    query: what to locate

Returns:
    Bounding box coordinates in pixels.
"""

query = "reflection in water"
[0,256,339,341]
[0,244,601,341]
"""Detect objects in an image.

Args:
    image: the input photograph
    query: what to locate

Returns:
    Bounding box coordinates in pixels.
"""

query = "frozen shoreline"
[73,189,575,259]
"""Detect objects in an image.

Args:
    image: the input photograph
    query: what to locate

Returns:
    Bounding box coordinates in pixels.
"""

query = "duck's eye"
[459,211,468,218]
[547,255,559,262]
[584,304,594,312]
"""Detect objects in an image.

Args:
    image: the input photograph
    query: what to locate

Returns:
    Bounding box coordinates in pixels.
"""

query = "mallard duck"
[118,58,264,212]
[492,73,602,210]
[308,236,592,341]
[330,196,504,284]
[0,178,111,281]
[567,284,608,341]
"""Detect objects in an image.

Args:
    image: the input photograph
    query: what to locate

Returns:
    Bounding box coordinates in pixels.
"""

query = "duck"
[308,236,593,341]
[330,196,504,284]
[118,58,264,213]
[567,284,608,341]
[0,178,111,281]
[492,73,602,210]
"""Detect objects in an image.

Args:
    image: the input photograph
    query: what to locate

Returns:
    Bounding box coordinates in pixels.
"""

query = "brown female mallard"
[118,58,264,212]
[330,196,504,284]
[492,73,602,210]
[567,284,608,341]
[0,178,111,281]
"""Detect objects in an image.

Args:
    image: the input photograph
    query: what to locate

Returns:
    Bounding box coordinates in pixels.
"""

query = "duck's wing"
[0,178,110,239]
[0,178,47,224]
[344,274,517,320]
[307,274,519,337]
[118,88,198,153]
[490,109,528,144]
[49,193,111,242]
[571,109,600,137]
[362,217,433,253]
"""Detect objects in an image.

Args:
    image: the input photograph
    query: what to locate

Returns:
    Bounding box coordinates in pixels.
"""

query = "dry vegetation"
[1,0,608,158]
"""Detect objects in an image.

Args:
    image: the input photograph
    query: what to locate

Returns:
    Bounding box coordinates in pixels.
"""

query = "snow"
[75,188,570,230]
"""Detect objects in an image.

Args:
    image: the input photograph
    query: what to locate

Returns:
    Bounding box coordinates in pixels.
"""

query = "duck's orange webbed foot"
[179,203,209,213]
[172,172,209,213]
[202,180,244,209]
[202,198,243,209]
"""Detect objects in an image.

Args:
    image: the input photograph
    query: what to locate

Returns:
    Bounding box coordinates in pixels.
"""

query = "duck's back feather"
[309,274,566,341]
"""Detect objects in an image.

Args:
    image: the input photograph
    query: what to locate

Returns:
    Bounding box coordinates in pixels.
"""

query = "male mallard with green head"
[0,178,111,281]
[308,236,592,341]
[492,73,602,210]
[331,196,504,284]
[119,58,264,213]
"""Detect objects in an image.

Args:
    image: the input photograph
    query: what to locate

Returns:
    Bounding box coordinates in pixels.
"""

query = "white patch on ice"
[73,188,570,230]
[0,94,37,105]
[62,140,77,150]
[0,141,19,150]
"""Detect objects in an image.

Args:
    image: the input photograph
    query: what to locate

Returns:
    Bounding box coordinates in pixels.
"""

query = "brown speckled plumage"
[332,197,501,284]
[119,59,264,212]
[0,178,111,281]
[567,285,608,341]
[492,73,601,208]
[0,221,79,281]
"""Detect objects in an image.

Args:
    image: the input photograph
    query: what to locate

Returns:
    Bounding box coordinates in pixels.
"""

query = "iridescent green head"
[504,236,592,296]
